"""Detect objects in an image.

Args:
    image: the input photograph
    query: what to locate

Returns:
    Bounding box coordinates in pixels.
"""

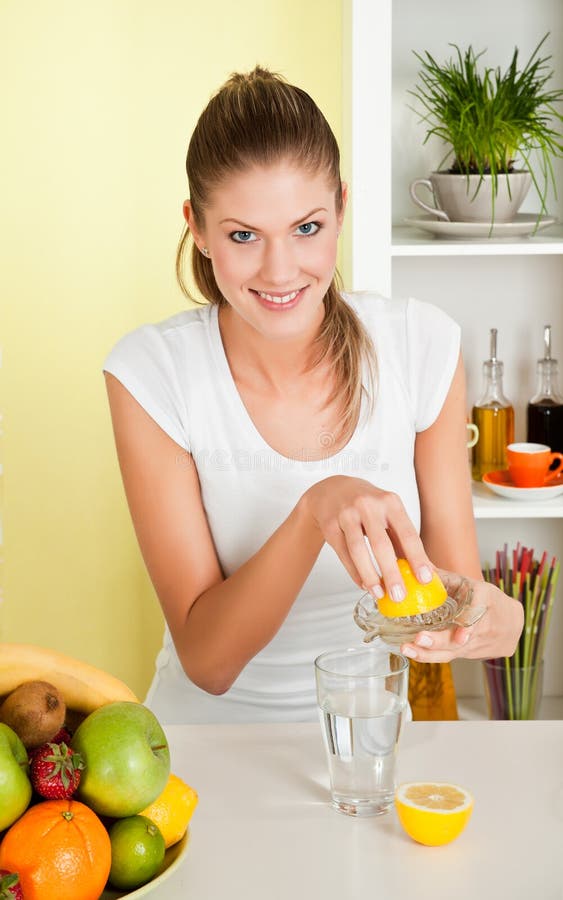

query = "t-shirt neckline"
[207,304,364,465]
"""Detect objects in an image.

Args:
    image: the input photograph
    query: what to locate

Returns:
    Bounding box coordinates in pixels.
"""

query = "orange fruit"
[395,782,474,846]
[138,772,198,848]
[377,559,447,618]
[0,799,111,900]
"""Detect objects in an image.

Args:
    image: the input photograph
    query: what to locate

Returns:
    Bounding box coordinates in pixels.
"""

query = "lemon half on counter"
[395,782,474,846]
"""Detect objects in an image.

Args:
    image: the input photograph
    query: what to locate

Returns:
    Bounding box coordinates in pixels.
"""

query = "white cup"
[466,422,479,449]
[409,172,532,223]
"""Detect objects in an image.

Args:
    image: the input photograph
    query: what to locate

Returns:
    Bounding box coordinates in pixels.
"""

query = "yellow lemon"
[138,773,198,849]
[395,782,474,846]
[377,559,447,618]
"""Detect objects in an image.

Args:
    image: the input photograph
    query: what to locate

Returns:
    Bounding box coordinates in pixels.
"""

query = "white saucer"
[482,470,563,501]
[404,213,557,239]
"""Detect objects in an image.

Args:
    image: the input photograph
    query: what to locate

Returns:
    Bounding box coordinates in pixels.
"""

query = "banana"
[0,643,139,717]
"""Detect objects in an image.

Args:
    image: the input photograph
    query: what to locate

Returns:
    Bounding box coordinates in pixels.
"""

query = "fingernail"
[418,565,433,584]
[391,583,406,603]
[416,634,433,648]
[370,584,384,599]
[402,646,418,659]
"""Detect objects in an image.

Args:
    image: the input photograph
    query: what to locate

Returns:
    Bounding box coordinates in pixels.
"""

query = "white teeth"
[256,289,300,304]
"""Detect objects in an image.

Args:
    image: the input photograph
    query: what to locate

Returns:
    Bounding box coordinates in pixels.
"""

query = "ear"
[183,200,206,248]
[337,182,348,232]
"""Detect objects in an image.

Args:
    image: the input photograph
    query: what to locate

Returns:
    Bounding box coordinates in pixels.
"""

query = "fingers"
[323,523,367,590]
[387,515,433,582]
[399,578,524,662]
[401,626,473,663]
[360,492,434,601]
[305,479,434,601]
[328,519,385,596]
[401,584,524,662]
[337,500,423,601]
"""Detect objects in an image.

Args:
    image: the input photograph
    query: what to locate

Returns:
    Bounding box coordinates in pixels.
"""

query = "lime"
[108,814,166,890]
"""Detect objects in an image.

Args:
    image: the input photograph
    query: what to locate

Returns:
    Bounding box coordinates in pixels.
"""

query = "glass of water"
[314,645,409,816]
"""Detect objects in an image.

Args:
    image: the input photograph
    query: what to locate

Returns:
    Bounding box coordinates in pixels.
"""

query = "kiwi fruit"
[0,680,66,748]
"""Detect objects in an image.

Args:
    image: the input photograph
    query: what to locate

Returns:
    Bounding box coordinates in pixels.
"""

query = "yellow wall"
[0,1,343,698]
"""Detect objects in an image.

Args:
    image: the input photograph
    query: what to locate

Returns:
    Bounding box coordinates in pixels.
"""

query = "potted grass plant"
[408,34,563,226]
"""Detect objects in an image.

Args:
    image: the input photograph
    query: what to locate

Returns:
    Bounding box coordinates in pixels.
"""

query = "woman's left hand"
[400,572,524,662]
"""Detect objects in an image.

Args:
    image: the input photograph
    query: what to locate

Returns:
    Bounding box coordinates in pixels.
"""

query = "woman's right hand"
[301,475,435,603]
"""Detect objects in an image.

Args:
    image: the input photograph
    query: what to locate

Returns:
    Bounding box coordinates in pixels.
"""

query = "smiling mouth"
[252,287,305,305]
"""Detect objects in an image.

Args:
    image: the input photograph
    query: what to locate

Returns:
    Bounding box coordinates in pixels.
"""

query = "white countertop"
[153,720,563,900]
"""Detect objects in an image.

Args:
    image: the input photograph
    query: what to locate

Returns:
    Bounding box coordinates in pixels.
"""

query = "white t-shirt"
[103,292,460,723]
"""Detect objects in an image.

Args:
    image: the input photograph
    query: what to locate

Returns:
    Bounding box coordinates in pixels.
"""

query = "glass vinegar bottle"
[526,325,563,453]
[471,328,514,481]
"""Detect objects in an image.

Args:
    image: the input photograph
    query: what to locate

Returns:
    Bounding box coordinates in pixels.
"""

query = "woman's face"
[185,161,346,343]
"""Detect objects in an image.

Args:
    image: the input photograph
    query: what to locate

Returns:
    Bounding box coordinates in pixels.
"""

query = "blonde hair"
[176,66,376,442]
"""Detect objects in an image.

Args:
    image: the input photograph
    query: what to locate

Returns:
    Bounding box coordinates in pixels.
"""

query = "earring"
[201,247,210,257]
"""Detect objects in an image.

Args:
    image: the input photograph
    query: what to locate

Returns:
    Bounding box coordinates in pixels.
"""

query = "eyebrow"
[219,207,328,230]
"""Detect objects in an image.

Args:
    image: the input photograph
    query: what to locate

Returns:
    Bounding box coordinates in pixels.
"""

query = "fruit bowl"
[101,831,189,899]
[353,570,487,646]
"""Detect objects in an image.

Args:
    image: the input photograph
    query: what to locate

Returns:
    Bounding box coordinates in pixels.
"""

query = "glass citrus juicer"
[353,569,487,646]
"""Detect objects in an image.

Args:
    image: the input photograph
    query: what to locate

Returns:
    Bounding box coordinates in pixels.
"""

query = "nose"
[259,238,300,287]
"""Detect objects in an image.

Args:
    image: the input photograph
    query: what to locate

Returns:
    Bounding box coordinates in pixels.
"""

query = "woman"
[103,67,523,723]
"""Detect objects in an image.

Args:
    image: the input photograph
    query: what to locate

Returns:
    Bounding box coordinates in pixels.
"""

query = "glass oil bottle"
[527,325,563,453]
[471,328,514,481]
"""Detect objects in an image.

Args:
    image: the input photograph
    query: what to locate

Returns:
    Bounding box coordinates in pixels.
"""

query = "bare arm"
[401,354,523,660]
[105,373,325,695]
[415,353,482,578]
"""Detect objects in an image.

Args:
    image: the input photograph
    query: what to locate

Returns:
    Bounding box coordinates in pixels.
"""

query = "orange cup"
[506,442,563,488]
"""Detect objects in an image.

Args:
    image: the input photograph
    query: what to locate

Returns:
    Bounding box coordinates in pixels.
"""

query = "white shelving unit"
[472,483,563,519]
[392,224,563,256]
[343,0,563,716]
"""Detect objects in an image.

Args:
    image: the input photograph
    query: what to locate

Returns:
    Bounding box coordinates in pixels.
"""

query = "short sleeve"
[103,324,190,452]
[406,298,461,432]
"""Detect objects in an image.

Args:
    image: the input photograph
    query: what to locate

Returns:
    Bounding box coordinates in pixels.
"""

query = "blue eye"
[296,221,321,236]
[230,230,256,243]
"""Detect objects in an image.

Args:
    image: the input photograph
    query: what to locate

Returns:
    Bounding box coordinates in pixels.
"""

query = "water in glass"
[319,686,406,816]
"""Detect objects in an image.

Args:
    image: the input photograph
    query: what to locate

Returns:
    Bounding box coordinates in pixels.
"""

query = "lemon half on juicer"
[377,559,447,619]
[353,562,486,646]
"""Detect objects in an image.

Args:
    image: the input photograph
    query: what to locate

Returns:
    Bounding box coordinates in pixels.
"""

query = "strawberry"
[28,727,73,765]
[30,741,84,800]
[50,726,73,745]
[0,871,23,900]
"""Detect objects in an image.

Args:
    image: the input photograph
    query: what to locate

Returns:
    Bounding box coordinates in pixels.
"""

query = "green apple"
[71,701,170,817]
[0,723,32,830]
